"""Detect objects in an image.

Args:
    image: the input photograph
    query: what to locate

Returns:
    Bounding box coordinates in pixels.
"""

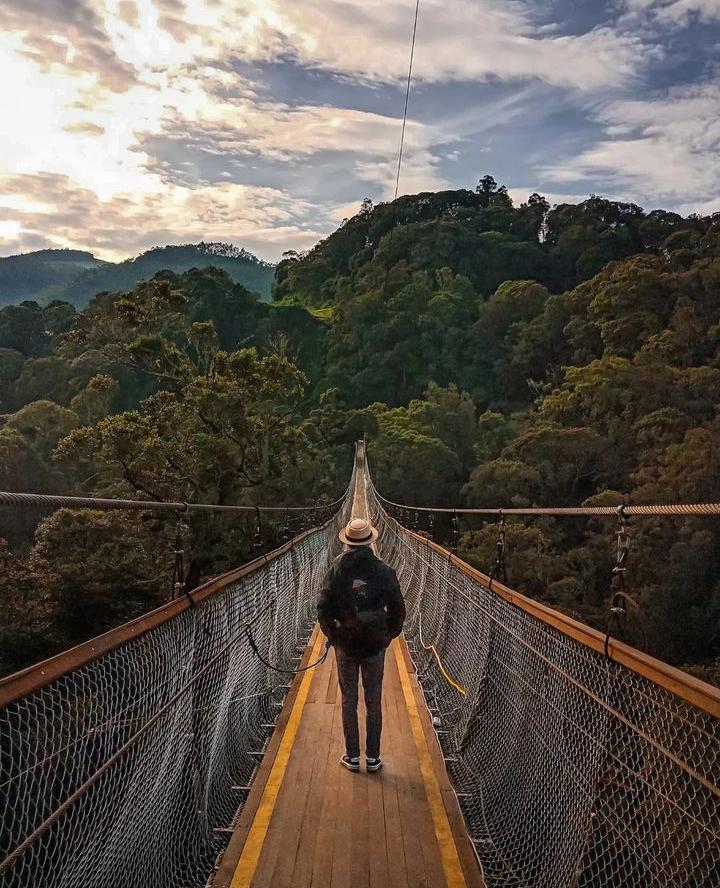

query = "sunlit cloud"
[0,0,137,92]
[191,0,644,91]
[0,173,325,262]
[0,0,715,262]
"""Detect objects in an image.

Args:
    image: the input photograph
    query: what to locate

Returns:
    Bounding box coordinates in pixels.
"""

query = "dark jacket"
[317,547,406,659]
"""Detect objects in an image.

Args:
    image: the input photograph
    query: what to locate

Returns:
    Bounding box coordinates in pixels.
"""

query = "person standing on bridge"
[317,517,406,773]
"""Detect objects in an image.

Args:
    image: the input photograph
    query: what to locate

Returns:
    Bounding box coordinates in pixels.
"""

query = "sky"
[1,0,720,263]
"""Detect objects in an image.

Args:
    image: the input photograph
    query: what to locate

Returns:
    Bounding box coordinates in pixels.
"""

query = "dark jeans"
[335,647,386,758]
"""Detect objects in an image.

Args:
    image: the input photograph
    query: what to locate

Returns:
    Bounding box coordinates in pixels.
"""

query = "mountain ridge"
[0,241,275,306]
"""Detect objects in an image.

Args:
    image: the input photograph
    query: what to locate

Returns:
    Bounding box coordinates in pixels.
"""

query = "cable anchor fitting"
[488,509,507,591]
[604,505,632,654]
[171,515,189,600]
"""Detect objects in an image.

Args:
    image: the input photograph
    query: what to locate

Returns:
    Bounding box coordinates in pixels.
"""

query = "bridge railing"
[0,493,352,888]
[365,465,720,888]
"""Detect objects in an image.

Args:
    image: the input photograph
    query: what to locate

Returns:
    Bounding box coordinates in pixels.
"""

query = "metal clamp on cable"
[451,510,459,556]
[488,509,507,592]
[171,515,199,614]
[171,518,186,601]
[604,506,630,655]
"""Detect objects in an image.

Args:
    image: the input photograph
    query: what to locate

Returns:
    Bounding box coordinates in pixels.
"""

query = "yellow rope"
[426,644,467,697]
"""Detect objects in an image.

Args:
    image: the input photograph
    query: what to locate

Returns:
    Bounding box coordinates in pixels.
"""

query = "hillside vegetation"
[1,180,719,683]
[0,242,275,306]
[0,250,107,303]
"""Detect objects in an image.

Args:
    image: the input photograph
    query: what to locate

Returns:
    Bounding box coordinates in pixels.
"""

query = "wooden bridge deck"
[213,629,485,888]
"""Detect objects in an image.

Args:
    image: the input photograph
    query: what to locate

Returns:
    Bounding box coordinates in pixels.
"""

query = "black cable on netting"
[243,625,330,674]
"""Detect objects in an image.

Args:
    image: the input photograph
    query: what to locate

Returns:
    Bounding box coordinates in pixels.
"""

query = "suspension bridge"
[0,443,719,888]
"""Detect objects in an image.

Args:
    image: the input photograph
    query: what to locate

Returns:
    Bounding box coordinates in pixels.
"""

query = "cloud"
[0,172,326,262]
[63,122,106,135]
[157,101,443,161]
[146,100,450,197]
[186,0,645,92]
[507,187,594,207]
[327,200,364,223]
[0,0,700,264]
[0,0,137,92]
[0,1,638,95]
[621,0,720,24]
[542,82,720,205]
[117,1,140,28]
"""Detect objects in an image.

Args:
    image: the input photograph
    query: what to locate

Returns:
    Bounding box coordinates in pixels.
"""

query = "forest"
[1,178,719,685]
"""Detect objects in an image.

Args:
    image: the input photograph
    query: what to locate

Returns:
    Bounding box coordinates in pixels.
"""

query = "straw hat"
[339,517,379,548]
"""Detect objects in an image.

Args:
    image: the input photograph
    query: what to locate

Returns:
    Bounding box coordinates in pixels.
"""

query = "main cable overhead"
[394,0,421,201]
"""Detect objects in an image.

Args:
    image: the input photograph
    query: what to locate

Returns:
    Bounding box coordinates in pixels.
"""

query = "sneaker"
[340,754,360,772]
[366,756,383,772]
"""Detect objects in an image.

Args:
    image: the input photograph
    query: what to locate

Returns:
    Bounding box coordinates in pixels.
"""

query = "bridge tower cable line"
[394,0,421,201]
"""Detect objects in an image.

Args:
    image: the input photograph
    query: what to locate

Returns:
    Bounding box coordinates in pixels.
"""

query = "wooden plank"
[291,684,339,888]
[308,645,333,704]
[251,699,314,886]
[215,631,483,888]
[226,631,325,888]
[330,739,355,888]
[349,768,371,888]
[392,641,467,888]
[396,648,440,888]
[310,699,344,888]
[377,671,408,888]
[279,653,338,884]
[366,769,390,888]
[329,648,355,886]
[258,698,329,887]
[213,627,321,888]
[384,651,428,888]
[398,640,486,888]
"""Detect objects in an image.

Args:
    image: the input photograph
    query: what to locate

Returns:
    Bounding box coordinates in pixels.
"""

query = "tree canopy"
[2,182,719,684]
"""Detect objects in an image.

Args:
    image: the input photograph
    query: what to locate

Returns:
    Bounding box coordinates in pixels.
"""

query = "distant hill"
[0,242,275,306]
[0,249,108,304]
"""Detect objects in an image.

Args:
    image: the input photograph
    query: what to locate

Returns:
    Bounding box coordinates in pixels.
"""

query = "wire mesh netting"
[0,500,350,888]
[3,448,719,888]
[366,470,720,888]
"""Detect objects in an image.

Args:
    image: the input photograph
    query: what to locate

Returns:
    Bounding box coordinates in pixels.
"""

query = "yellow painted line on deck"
[393,640,468,888]
[230,630,325,888]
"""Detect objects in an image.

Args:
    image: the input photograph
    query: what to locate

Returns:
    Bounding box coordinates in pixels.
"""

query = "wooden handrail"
[0,522,332,709]
[407,530,720,720]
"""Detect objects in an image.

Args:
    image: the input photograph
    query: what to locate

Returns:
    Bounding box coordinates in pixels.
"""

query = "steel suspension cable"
[394,0,421,201]
[0,488,348,515]
[374,490,720,518]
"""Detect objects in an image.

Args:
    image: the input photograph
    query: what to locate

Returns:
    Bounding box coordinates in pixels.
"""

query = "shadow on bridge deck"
[212,629,484,888]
